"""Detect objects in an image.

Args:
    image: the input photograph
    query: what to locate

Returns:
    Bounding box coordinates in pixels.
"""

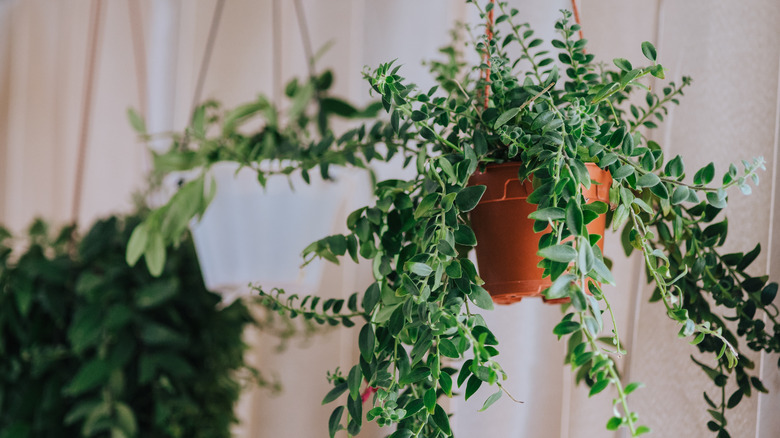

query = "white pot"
[189,162,362,303]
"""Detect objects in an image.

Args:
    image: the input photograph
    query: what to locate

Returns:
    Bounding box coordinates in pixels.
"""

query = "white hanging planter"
[188,162,360,303]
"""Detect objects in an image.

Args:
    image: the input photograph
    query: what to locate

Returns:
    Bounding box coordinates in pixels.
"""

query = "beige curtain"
[1,1,778,437]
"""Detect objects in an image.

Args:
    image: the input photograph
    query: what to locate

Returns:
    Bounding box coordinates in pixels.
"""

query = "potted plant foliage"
[250,3,778,437]
[131,1,779,436]
[126,69,398,301]
[0,214,257,437]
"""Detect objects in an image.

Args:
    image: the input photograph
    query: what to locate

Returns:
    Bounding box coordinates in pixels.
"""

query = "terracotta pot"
[468,162,612,305]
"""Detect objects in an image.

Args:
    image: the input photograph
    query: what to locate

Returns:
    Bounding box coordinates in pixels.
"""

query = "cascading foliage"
[129,1,779,437]
[257,3,778,438]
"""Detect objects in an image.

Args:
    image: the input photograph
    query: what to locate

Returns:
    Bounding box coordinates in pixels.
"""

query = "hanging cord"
[171,0,225,154]
[272,0,283,105]
[570,0,585,50]
[190,0,226,116]
[292,0,316,79]
[481,0,496,109]
[127,0,147,118]
[71,0,106,225]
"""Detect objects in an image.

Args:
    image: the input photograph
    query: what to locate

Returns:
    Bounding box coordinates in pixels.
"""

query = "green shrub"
[0,214,253,438]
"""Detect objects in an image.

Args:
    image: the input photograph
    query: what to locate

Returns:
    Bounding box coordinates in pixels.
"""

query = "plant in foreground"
[256,4,778,437]
[131,2,779,437]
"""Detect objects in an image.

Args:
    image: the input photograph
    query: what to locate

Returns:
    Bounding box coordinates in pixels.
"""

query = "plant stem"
[629,81,688,133]
[601,292,624,357]
[255,288,366,321]
[496,2,544,84]
[578,310,638,435]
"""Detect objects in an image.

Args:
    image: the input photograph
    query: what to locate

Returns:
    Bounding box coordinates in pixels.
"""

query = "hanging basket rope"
[480,0,495,109]
[71,0,105,226]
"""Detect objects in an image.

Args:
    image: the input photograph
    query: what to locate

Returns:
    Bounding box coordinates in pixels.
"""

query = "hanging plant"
[124,69,407,277]
[251,2,778,437]
[129,1,778,436]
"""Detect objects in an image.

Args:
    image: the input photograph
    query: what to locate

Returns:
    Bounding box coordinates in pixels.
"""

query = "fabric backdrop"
[0,1,778,437]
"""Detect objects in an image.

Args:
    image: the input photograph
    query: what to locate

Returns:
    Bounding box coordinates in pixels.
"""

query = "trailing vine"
[131,2,779,436]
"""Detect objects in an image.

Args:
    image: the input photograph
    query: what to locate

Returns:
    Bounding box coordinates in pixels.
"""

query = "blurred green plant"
[125,70,403,277]
[0,214,256,438]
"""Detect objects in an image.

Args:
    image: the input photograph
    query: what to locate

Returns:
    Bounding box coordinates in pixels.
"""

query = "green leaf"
[589,379,610,397]
[751,376,769,393]
[538,245,577,263]
[465,375,482,401]
[479,390,503,412]
[414,193,439,219]
[455,186,487,212]
[613,58,633,72]
[65,401,100,425]
[348,365,362,400]
[624,382,644,394]
[736,244,760,271]
[591,82,619,103]
[671,186,689,205]
[432,404,452,435]
[144,231,166,277]
[635,425,651,435]
[399,367,431,385]
[362,283,381,312]
[583,313,600,336]
[606,416,623,431]
[553,320,581,336]
[592,256,615,285]
[469,285,494,310]
[439,339,460,358]
[583,201,608,215]
[727,390,743,409]
[761,283,777,306]
[706,191,727,209]
[322,382,349,405]
[328,406,344,438]
[694,162,715,185]
[528,207,565,221]
[641,41,657,62]
[454,225,478,246]
[407,262,433,277]
[632,198,653,214]
[708,409,726,424]
[63,360,110,396]
[473,131,488,155]
[636,172,661,188]
[612,164,634,180]
[126,223,148,266]
[359,324,375,362]
[127,107,146,133]
[135,278,180,309]
[566,200,583,236]
[424,388,437,413]
[578,241,595,274]
[546,274,576,299]
[347,394,362,433]
[114,402,137,437]
[440,372,453,397]
[495,107,522,128]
